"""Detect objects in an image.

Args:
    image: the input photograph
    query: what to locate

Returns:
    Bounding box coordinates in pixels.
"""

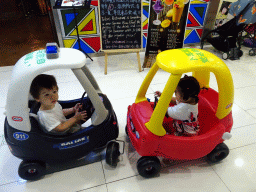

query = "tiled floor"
[1,46,256,192]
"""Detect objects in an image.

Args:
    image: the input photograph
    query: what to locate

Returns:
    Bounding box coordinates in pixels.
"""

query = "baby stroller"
[201,0,255,60]
[242,23,256,56]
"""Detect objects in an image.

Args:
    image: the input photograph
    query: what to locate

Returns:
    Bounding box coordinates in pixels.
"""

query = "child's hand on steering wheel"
[73,103,83,112]
[74,108,87,121]
[155,91,162,97]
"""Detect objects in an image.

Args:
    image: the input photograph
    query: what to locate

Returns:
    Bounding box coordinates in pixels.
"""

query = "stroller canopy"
[228,0,256,24]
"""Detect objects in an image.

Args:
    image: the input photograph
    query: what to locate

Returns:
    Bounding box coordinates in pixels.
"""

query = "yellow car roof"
[157,48,227,74]
[136,48,234,136]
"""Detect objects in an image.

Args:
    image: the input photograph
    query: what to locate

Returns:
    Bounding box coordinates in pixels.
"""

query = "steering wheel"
[153,96,158,110]
[79,92,94,118]
[154,96,169,118]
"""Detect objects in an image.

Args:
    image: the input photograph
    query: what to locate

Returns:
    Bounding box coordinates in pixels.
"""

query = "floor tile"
[0,143,106,191]
[111,97,136,138]
[246,108,256,118]
[232,103,256,129]
[211,143,256,192]
[0,107,6,136]
[0,70,12,84]
[234,86,256,110]
[0,66,13,73]
[0,135,4,147]
[0,161,106,192]
[80,185,108,192]
[57,80,85,101]
[149,83,171,94]
[225,124,256,150]
[97,73,145,100]
[241,63,256,77]
[0,83,8,108]
[0,145,23,186]
[0,182,108,192]
[103,137,139,183]
[106,159,230,192]
[89,53,142,76]
[230,68,256,89]
[45,69,77,84]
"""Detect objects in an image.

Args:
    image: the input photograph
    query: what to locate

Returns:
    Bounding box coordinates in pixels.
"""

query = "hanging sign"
[143,0,190,68]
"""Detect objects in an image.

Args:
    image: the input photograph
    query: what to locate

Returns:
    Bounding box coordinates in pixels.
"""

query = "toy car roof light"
[46,42,59,59]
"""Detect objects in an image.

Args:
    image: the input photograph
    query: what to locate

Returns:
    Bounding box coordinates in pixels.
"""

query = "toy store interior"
[1,0,256,191]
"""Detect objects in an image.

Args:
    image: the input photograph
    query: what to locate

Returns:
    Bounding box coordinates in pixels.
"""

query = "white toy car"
[4,44,121,180]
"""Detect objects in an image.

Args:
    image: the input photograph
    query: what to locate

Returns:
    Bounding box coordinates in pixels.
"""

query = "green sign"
[181,48,209,63]
[24,50,46,67]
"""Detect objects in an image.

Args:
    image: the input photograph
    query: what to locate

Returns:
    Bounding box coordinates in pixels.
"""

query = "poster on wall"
[98,0,142,51]
[143,0,190,68]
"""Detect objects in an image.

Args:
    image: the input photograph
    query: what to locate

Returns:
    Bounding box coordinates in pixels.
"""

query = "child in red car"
[155,75,201,136]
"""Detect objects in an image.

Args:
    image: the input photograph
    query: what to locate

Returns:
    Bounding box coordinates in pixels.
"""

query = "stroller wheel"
[249,49,255,56]
[222,52,229,60]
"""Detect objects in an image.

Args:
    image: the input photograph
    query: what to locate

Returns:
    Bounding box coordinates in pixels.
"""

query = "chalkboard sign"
[98,0,142,51]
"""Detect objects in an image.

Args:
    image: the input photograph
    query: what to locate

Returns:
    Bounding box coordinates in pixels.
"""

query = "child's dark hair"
[30,74,58,99]
[177,75,200,103]
[220,2,231,15]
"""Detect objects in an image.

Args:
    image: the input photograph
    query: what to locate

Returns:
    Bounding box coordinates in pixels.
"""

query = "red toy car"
[126,48,234,178]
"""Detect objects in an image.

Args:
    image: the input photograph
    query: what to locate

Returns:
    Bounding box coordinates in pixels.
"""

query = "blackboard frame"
[98,0,143,52]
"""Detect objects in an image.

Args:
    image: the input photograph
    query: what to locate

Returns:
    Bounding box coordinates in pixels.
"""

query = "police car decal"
[13,132,29,141]
[53,136,89,150]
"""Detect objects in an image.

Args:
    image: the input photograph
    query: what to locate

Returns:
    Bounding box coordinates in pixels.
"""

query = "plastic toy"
[46,42,59,59]
[4,44,121,180]
[126,48,234,178]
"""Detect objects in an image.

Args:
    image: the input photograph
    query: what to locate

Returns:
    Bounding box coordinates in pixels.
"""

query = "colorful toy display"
[4,44,121,180]
[126,48,234,178]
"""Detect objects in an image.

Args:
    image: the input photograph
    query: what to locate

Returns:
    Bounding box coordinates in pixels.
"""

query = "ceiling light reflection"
[235,158,244,167]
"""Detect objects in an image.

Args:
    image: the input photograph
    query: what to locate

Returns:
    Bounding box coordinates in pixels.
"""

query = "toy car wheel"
[137,156,161,178]
[18,160,46,181]
[207,143,229,163]
[106,141,120,167]
[238,50,243,57]
[222,52,229,60]
[125,125,128,136]
[249,49,255,56]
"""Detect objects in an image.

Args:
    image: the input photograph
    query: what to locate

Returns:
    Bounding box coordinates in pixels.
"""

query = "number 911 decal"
[13,132,29,141]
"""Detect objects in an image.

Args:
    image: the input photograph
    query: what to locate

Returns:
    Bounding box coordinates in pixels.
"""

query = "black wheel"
[222,52,229,60]
[207,143,229,163]
[137,156,161,178]
[238,50,243,57]
[106,141,120,167]
[125,125,128,136]
[18,160,46,181]
[249,49,255,56]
